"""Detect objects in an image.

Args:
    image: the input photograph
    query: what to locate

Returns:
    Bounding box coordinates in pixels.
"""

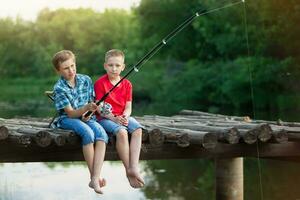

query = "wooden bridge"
[1,110,300,200]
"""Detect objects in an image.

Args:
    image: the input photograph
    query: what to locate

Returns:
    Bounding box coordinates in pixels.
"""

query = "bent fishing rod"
[84,0,244,118]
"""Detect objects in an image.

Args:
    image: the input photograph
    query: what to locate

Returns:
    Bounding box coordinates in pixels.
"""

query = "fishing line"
[84,0,245,118]
[242,0,264,199]
[131,0,244,72]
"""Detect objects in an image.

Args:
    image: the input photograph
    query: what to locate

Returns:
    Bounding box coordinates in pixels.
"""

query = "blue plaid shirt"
[53,74,95,119]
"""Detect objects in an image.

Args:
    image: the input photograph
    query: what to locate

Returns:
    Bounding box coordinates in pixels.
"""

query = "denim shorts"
[98,117,143,135]
[59,117,108,146]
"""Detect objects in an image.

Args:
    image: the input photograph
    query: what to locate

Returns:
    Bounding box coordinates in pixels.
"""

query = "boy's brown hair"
[105,49,125,63]
[52,50,76,70]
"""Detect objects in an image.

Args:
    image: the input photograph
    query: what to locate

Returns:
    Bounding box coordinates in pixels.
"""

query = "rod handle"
[83,110,94,118]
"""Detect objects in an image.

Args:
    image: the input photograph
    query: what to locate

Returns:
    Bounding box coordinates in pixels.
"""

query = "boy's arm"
[64,103,97,118]
[123,101,132,118]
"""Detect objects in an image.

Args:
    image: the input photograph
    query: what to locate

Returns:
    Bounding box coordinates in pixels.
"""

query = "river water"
[0,162,145,200]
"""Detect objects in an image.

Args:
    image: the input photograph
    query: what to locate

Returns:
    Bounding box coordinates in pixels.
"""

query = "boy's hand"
[114,115,128,126]
[86,102,98,112]
[82,102,97,122]
[121,114,129,126]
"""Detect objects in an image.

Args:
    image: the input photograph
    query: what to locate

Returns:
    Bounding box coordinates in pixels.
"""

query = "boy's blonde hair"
[52,50,76,70]
[105,49,125,63]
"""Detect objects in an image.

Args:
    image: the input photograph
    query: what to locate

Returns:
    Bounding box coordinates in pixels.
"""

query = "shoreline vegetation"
[0,77,299,121]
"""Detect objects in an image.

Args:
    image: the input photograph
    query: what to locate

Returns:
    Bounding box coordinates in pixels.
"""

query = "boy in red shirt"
[94,49,144,188]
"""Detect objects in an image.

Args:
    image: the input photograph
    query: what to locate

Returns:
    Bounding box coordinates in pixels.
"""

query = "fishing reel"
[99,102,113,115]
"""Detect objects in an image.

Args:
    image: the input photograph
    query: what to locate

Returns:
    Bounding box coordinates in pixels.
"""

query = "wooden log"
[179,110,251,122]
[148,128,164,147]
[9,126,78,146]
[142,115,245,126]
[257,124,272,142]
[165,123,239,144]
[34,130,53,147]
[238,124,272,144]
[254,119,300,127]
[239,129,257,144]
[145,124,218,149]
[144,124,190,146]
[119,116,232,148]
[189,131,218,149]
[4,119,49,128]
[7,131,31,146]
[157,126,217,148]
[52,130,80,145]
[48,132,66,146]
[155,119,240,144]
[271,129,288,143]
[164,133,190,148]
[217,127,240,144]
[17,127,52,147]
[1,125,33,133]
[271,125,300,133]
[0,126,9,140]
[157,122,234,134]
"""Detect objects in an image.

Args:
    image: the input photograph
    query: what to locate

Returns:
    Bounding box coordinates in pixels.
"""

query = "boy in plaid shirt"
[52,50,108,194]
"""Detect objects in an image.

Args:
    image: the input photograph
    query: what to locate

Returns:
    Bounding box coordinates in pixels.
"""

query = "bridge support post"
[215,157,243,200]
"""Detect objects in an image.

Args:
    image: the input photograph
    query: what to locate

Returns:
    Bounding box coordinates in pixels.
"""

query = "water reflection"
[0,162,145,200]
[142,159,215,200]
[244,158,300,200]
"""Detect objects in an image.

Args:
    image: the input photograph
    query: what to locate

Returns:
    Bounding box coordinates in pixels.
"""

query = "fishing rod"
[84,0,243,119]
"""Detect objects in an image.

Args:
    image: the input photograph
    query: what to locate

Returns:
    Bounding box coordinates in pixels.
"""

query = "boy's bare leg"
[128,128,144,187]
[82,143,94,176]
[116,129,141,188]
[89,141,106,194]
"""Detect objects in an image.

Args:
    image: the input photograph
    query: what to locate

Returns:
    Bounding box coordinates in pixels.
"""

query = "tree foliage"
[133,0,300,119]
[0,0,299,120]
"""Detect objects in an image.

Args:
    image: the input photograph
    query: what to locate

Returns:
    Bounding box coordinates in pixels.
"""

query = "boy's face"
[104,56,125,79]
[56,58,76,81]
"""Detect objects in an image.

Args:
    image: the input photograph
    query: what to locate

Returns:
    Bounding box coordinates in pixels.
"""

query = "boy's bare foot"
[126,167,145,188]
[89,177,104,194]
[89,178,106,188]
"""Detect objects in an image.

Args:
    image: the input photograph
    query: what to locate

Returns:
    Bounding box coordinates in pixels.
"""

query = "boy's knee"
[134,128,142,134]
[132,128,142,137]
[116,129,128,140]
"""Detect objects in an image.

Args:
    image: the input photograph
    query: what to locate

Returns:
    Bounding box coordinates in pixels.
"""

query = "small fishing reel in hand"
[99,102,112,115]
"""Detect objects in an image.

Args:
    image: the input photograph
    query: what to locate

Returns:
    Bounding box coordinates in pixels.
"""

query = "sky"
[0,0,140,21]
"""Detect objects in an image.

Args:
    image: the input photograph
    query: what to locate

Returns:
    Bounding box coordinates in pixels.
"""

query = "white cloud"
[0,0,140,21]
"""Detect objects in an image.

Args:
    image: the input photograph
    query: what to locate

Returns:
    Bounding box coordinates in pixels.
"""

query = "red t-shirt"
[94,74,132,119]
